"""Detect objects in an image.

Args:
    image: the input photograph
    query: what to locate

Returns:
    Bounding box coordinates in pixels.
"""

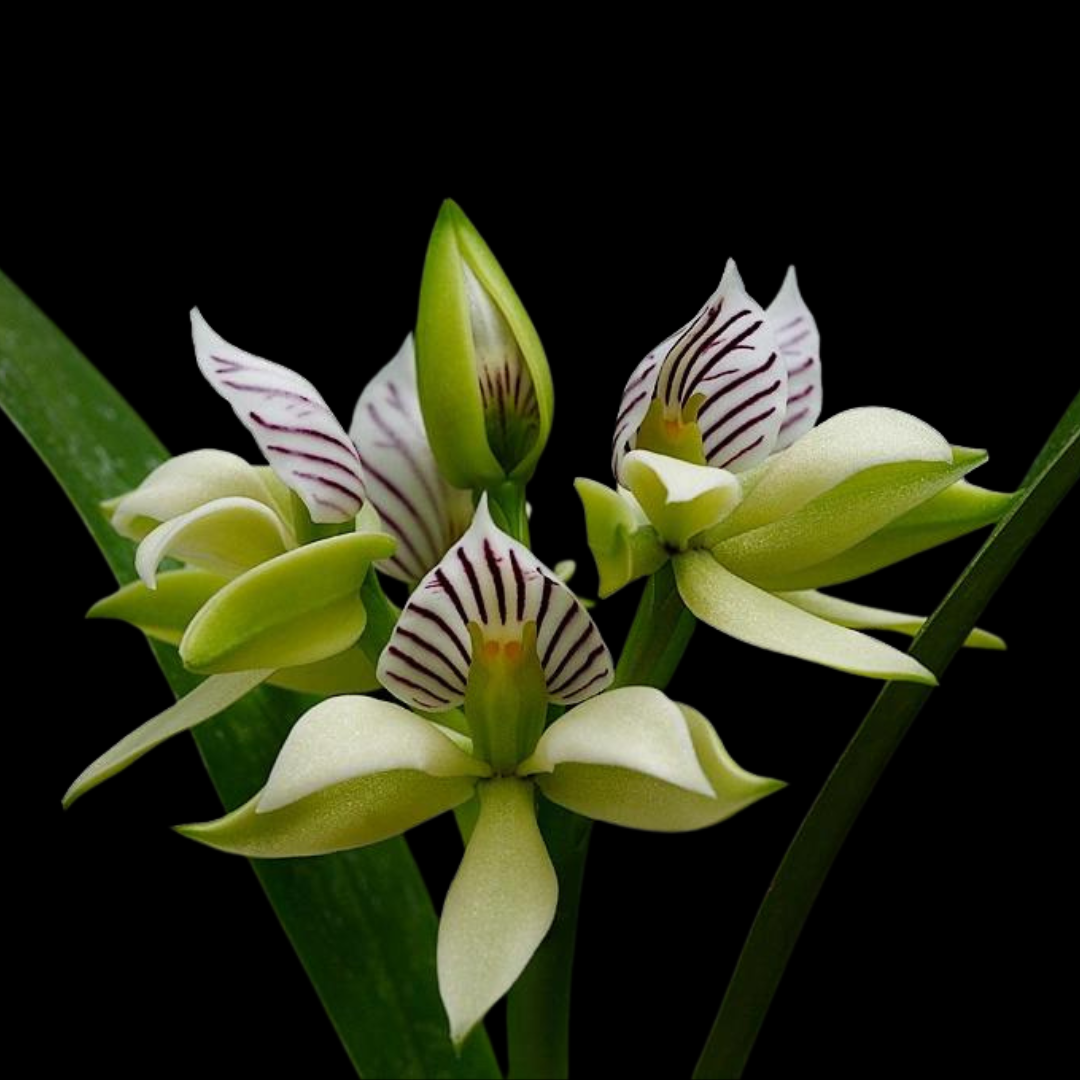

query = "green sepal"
[754,481,1014,590]
[87,569,228,645]
[416,200,553,488]
[712,447,989,589]
[180,531,395,673]
[268,648,382,694]
[575,477,669,598]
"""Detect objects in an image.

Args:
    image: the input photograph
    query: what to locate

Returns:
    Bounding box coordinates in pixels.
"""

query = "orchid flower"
[580,263,1010,684]
[177,494,783,1044]
[64,316,470,806]
[416,201,554,506]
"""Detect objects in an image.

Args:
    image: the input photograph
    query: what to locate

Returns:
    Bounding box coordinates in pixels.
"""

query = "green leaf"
[693,390,1080,1080]
[0,271,500,1079]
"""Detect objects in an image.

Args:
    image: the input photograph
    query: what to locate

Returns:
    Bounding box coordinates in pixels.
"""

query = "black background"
[9,108,1076,1078]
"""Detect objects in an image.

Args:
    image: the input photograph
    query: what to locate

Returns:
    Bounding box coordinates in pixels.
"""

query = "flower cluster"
[63,201,1009,1044]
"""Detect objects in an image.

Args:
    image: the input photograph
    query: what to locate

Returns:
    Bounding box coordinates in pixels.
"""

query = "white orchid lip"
[378,495,614,714]
[192,309,366,524]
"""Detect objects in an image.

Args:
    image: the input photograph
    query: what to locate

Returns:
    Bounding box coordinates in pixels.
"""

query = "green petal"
[776,590,1005,650]
[438,778,557,1047]
[714,407,955,539]
[108,449,284,540]
[521,687,713,795]
[63,669,272,807]
[268,648,382,694]
[674,550,937,684]
[712,447,989,587]
[87,569,228,645]
[257,697,489,812]
[528,700,784,831]
[416,203,505,488]
[756,481,1013,590]
[622,450,742,549]
[177,773,479,858]
[134,495,293,588]
[179,532,394,673]
[575,477,668,598]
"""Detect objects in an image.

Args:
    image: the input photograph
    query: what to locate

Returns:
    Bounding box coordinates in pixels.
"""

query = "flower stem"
[693,398,1080,1079]
[506,560,695,1079]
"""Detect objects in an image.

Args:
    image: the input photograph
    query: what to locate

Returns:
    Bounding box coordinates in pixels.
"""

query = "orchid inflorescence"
[63,200,1009,1045]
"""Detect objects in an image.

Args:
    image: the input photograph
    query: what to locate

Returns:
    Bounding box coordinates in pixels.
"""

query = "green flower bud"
[416,200,554,489]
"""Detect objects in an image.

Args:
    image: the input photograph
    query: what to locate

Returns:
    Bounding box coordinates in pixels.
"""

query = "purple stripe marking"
[457,548,488,623]
[683,320,764,401]
[365,403,443,520]
[249,412,359,458]
[615,390,648,429]
[676,310,751,404]
[718,434,766,469]
[542,603,581,668]
[358,453,440,564]
[699,380,783,442]
[550,646,608,695]
[388,646,464,696]
[789,357,815,375]
[780,407,811,431]
[778,316,803,331]
[383,671,450,706]
[312,494,351,516]
[547,623,594,684]
[623,362,658,395]
[223,382,319,407]
[484,539,507,625]
[662,300,724,403]
[509,549,526,622]
[707,407,777,456]
[267,444,362,483]
[786,384,815,406]
[779,328,811,348]
[697,353,778,414]
[556,669,609,700]
[408,603,472,667]
[395,629,469,685]
[292,471,364,504]
[433,569,469,624]
[211,356,248,373]
[368,501,427,578]
[537,576,554,629]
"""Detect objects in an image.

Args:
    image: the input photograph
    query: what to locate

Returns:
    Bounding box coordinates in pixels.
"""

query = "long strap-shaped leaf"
[0,271,500,1079]
[693,392,1080,1079]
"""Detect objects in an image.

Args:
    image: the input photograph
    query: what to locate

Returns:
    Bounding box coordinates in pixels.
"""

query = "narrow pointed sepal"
[267,648,383,694]
[674,550,937,684]
[191,309,365,524]
[520,689,784,830]
[350,334,472,583]
[87,569,228,646]
[180,531,394,673]
[134,496,293,588]
[767,267,823,450]
[379,495,613,710]
[777,590,1005,650]
[63,669,272,807]
[438,778,557,1047]
[107,449,284,540]
[621,450,742,549]
[575,477,668,597]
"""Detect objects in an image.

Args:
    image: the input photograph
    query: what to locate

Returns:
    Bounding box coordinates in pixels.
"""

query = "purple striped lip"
[378,495,613,713]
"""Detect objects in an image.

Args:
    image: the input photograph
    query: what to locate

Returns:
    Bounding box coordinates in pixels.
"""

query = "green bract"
[579,408,1009,684]
[416,200,554,489]
[180,498,783,1045]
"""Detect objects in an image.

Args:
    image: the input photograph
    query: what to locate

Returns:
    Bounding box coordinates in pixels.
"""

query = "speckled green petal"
[712,447,989,588]
[675,550,936,684]
[180,531,394,672]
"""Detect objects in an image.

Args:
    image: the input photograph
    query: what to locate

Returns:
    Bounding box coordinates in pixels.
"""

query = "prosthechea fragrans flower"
[580,261,1010,683]
[416,200,554,498]
[64,315,472,807]
[177,495,784,1044]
